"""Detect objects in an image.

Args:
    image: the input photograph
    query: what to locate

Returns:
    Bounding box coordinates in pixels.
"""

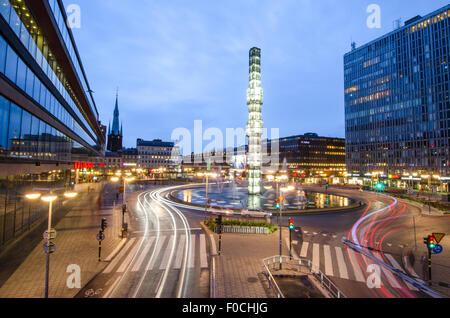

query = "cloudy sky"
[63,0,449,149]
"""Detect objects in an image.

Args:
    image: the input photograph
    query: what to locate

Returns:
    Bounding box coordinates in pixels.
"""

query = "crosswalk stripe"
[159,236,175,270]
[200,234,208,269]
[132,237,156,272]
[335,246,349,280]
[323,245,334,276]
[300,242,309,258]
[385,254,419,291]
[380,264,402,289]
[173,235,186,269]
[312,244,320,273]
[103,238,136,274]
[210,234,217,255]
[189,234,196,268]
[117,238,142,273]
[347,249,366,282]
[146,236,167,271]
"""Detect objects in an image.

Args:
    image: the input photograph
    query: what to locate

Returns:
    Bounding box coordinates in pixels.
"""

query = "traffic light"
[289,219,294,231]
[424,235,437,250]
[275,200,280,209]
[376,182,386,190]
[101,218,108,231]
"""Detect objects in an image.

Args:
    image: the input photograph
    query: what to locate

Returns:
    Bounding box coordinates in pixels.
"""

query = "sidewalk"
[0,182,125,298]
[209,227,288,298]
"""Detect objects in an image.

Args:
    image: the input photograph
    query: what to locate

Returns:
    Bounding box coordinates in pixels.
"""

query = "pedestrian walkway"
[0,182,124,298]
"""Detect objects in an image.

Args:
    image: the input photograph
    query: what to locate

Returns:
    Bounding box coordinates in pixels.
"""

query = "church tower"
[107,92,123,152]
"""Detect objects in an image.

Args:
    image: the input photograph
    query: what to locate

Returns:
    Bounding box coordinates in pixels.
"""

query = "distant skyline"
[64,0,450,148]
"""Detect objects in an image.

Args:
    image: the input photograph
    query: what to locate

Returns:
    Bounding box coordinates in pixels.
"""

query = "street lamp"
[26,190,77,298]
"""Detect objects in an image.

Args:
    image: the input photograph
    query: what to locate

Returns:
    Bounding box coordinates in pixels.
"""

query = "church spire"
[111,90,120,136]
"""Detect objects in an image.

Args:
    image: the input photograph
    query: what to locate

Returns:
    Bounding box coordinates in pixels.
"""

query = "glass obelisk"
[246,48,263,210]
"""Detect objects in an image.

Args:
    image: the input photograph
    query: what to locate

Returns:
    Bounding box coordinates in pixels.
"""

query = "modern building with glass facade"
[0,0,104,176]
[0,0,104,247]
[344,5,450,185]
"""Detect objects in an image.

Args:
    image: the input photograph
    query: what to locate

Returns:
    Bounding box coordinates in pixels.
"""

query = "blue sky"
[64,0,450,148]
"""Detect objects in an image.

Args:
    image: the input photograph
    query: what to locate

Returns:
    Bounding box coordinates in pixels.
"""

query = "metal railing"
[214,226,269,235]
[262,256,347,298]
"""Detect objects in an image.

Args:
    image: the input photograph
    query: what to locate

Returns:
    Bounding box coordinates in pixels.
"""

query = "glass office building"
[0,0,104,173]
[344,5,450,180]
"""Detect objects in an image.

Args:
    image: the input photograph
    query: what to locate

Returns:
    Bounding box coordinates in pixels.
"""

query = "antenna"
[393,18,402,30]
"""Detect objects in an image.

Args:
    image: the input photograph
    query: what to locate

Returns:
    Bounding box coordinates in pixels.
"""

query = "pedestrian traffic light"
[275,200,280,209]
[289,219,294,231]
[101,218,108,231]
[376,182,386,190]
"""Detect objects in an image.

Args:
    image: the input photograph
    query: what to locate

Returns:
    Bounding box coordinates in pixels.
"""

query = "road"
[76,185,209,298]
[287,185,450,298]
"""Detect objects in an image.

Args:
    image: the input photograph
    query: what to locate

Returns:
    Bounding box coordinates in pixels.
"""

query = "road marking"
[347,249,366,282]
[146,236,168,271]
[385,254,419,291]
[335,247,349,280]
[173,235,186,269]
[189,234,196,268]
[322,234,328,237]
[132,237,156,272]
[300,242,309,258]
[323,245,334,276]
[103,238,136,274]
[312,244,320,273]
[104,238,127,262]
[292,240,298,245]
[303,231,309,234]
[117,238,142,273]
[102,276,121,298]
[209,234,217,256]
[200,234,208,269]
[159,236,175,270]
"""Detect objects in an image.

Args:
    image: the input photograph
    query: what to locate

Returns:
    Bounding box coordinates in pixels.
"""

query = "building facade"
[137,139,180,170]
[344,5,450,181]
[0,0,104,176]
[265,133,347,179]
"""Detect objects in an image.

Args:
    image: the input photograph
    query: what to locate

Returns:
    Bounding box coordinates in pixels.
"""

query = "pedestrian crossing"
[295,241,421,291]
[103,233,209,275]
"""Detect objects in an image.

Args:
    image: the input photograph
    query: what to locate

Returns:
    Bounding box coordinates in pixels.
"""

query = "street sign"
[43,242,56,254]
[97,232,105,241]
[433,244,443,254]
[43,229,57,240]
[432,233,446,244]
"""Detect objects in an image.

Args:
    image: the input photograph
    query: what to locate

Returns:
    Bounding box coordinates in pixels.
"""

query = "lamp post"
[112,176,134,237]
[26,190,77,298]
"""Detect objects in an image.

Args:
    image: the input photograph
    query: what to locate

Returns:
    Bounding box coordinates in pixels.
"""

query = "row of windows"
[0,34,97,148]
[47,0,97,119]
[0,0,97,142]
[0,94,94,160]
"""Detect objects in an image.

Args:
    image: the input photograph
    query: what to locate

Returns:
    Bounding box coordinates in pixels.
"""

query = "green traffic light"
[376,182,385,190]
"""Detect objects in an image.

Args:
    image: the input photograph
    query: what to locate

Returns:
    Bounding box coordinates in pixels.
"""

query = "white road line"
[335,246,349,280]
[103,238,136,274]
[210,234,217,256]
[385,254,419,291]
[132,237,156,272]
[300,242,309,258]
[146,236,167,271]
[323,245,334,276]
[117,238,142,273]
[312,244,320,273]
[380,265,402,289]
[189,234,196,268]
[173,235,186,269]
[200,234,208,269]
[104,239,127,262]
[159,236,174,270]
[347,249,366,282]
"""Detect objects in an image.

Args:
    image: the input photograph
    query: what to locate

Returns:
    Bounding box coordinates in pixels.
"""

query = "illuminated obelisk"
[246,48,263,210]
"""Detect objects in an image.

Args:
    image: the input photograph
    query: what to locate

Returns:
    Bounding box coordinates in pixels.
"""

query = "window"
[0,95,10,150]
[0,0,11,23]
[8,103,22,149]
[5,46,18,83]
[0,35,7,74]
[16,59,27,90]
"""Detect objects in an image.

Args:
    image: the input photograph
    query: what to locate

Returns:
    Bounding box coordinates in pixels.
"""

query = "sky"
[63,0,450,150]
